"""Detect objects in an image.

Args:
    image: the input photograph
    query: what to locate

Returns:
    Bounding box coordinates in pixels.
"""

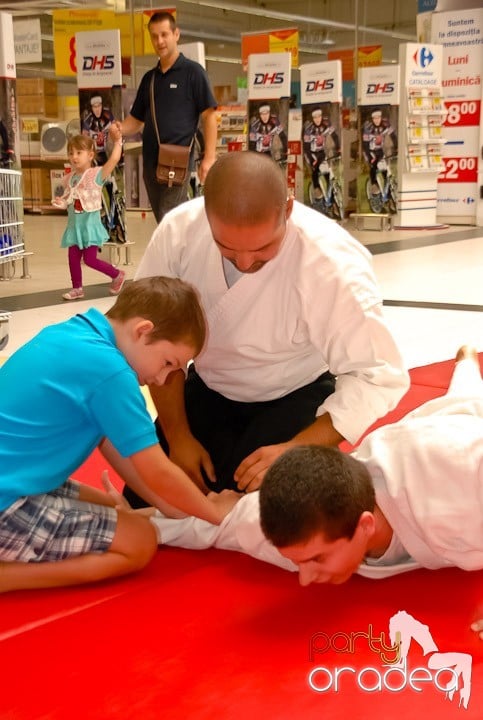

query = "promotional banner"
[76,29,122,89]
[0,12,20,171]
[431,7,483,224]
[76,29,125,243]
[13,18,42,65]
[53,9,144,77]
[247,53,291,170]
[242,29,298,71]
[0,11,16,79]
[357,65,399,216]
[0,11,23,263]
[327,45,382,82]
[300,60,344,220]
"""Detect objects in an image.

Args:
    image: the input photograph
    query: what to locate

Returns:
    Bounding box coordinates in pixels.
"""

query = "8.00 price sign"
[438,157,478,183]
[443,100,480,127]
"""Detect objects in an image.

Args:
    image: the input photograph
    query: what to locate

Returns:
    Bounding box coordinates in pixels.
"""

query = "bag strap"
[150,73,162,147]
[150,72,195,152]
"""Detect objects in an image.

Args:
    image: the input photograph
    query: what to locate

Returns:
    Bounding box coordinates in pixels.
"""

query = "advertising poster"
[242,28,299,71]
[0,12,20,171]
[13,18,42,65]
[76,29,125,243]
[357,65,399,215]
[53,9,143,77]
[431,7,483,224]
[300,60,343,219]
[247,53,291,170]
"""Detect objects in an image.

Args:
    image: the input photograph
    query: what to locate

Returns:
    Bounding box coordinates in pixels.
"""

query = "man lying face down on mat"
[107,345,482,634]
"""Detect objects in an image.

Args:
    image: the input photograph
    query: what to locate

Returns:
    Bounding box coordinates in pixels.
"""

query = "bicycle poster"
[300,60,344,220]
[357,65,399,216]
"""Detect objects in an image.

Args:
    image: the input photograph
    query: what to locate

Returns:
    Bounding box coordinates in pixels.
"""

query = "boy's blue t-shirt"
[0,308,158,511]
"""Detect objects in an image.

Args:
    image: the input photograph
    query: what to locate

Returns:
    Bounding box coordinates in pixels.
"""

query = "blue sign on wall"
[417,0,438,12]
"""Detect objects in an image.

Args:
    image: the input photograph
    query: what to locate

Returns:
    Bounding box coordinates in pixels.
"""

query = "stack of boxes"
[18,78,59,210]
[17,78,58,117]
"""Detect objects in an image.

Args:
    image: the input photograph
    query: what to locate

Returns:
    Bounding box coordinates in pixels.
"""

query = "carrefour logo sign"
[413,47,434,68]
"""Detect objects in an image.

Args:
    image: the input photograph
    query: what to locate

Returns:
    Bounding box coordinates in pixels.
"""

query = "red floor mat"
[1,357,482,719]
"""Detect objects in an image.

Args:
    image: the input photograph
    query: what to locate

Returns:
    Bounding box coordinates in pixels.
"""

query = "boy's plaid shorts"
[0,479,117,562]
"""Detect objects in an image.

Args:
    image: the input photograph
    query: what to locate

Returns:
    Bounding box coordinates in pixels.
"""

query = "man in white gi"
[119,151,409,503]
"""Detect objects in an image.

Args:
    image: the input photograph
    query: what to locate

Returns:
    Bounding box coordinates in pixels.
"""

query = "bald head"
[204,152,288,226]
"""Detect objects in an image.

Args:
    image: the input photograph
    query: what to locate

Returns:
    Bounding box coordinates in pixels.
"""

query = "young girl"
[53,127,125,300]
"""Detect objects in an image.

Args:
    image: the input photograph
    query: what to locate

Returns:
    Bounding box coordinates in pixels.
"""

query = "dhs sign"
[305,78,334,93]
[254,72,285,86]
[367,83,395,95]
[82,55,115,71]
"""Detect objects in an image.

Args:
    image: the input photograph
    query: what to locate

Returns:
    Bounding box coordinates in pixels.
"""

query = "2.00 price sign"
[438,156,478,183]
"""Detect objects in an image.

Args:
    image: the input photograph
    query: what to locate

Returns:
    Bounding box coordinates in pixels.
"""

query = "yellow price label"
[21,118,39,134]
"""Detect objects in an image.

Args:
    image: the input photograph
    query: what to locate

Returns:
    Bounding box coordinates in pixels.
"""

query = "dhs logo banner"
[254,72,285,86]
[367,82,395,95]
[248,52,291,99]
[75,29,122,87]
[300,60,342,104]
[82,55,115,71]
[306,79,335,93]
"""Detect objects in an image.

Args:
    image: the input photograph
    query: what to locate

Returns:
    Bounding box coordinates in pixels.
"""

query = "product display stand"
[395,43,445,228]
[0,168,32,279]
[0,12,31,280]
[299,59,344,220]
[355,64,400,229]
[246,52,291,177]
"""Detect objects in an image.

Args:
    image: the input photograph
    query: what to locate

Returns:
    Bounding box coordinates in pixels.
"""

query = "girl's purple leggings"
[68,245,118,289]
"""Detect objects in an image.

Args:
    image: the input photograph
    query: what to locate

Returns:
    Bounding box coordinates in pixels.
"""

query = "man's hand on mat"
[207,489,242,521]
[471,619,483,639]
[235,442,293,493]
[168,434,216,493]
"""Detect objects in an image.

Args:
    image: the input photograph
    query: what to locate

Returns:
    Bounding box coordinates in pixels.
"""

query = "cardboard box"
[59,95,80,121]
[21,167,54,208]
[50,169,66,200]
[17,95,59,116]
[16,78,58,96]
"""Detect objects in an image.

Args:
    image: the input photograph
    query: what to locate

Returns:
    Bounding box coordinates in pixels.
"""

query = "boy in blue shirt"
[0,277,237,592]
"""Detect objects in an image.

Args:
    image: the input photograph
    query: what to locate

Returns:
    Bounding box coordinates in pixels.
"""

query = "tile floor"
[0,210,482,371]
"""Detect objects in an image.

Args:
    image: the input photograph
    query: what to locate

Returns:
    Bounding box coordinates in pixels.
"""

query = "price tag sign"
[21,118,39,134]
[443,100,481,128]
[438,157,478,183]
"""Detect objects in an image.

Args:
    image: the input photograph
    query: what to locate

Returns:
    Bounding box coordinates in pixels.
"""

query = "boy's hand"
[206,489,242,523]
[101,470,132,511]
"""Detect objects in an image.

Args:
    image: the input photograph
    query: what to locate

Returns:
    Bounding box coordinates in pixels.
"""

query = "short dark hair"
[148,11,177,31]
[204,152,287,226]
[106,276,206,354]
[259,446,375,548]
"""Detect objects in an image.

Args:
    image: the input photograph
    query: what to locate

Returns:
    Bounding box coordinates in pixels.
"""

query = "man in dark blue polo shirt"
[118,11,217,223]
